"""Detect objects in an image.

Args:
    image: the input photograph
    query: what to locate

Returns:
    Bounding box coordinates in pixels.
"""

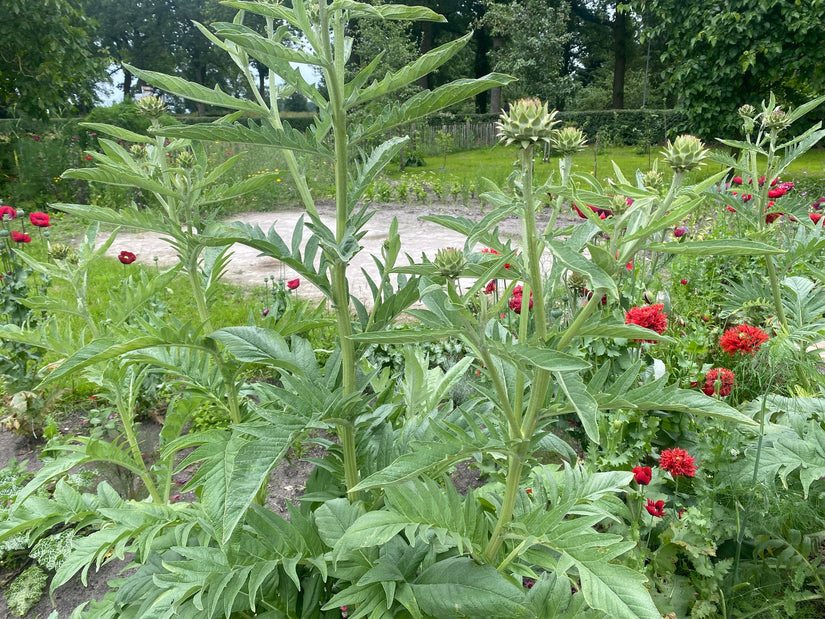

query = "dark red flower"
[118,250,137,265]
[659,447,697,478]
[624,304,668,342]
[674,226,688,238]
[287,278,300,290]
[720,324,769,356]
[262,308,270,317]
[509,286,533,314]
[0,205,16,220]
[29,212,50,227]
[726,205,737,213]
[742,194,753,202]
[768,187,786,199]
[645,499,666,518]
[632,466,652,485]
[484,279,496,294]
[680,279,688,285]
[702,367,735,397]
[10,230,31,243]
[33,135,41,142]
[811,213,823,225]
[731,176,743,185]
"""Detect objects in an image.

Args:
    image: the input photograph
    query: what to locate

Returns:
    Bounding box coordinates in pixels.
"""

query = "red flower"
[731,176,743,185]
[720,324,769,356]
[702,367,735,397]
[484,279,496,294]
[33,135,41,142]
[0,205,16,220]
[645,499,666,518]
[287,278,300,290]
[509,289,533,314]
[768,187,786,199]
[680,279,688,285]
[659,447,697,478]
[29,212,50,227]
[742,194,753,202]
[812,213,823,225]
[674,226,688,238]
[632,466,652,485]
[118,250,137,265]
[10,230,31,243]
[726,205,737,213]
[85,155,93,161]
[482,247,511,269]
[624,304,668,342]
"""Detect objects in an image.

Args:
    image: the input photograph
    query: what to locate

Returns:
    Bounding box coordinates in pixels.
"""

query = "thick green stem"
[323,3,359,498]
[485,453,525,562]
[186,252,213,334]
[765,255,788,331]
[118,391,162,503]
[520,146,547,339]
[557,286,606,350]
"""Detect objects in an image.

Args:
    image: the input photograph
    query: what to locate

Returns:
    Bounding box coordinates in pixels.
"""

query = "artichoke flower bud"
[48,243,79,264]
[135,95,168,119]
[551,126,587,155]
[567,271,587,296]
[496,98,559,149]
[738,104,756,119]
[434,247,467,279]
[130,145,147,160]
[176,150,196,169]
[763,107,790,131]
[642,169,665,192]
[662,135,708,173]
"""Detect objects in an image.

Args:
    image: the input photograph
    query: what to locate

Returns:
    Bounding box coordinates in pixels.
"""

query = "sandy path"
[103,203,551,300]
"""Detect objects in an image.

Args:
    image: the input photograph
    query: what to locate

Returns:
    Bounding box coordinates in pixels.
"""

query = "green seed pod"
[642,170,665,192]
[48,243,78,264]
[496,98,559,149]
[662,134,708,173]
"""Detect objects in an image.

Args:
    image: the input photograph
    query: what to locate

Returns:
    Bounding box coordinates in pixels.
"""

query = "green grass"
[384,144,825,190]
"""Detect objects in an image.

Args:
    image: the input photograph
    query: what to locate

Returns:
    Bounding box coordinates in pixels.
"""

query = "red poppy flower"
[484,279,496,294]
[731,176,743,185]
[720,324,769,356]
[702,367,735,397]
[624,304,668,342]
[811,213,823,225]
[118,251,137,264]
[29,212,50,227]
[768,187,786,199]
[287,278,300,290]
[645,499,666,518]
[482,247,511,269]
[680,279,688,285]
[632,466,652,485]
[726,205,737,213]
[659,447,697,478]
[10,230,31,243]
[0,205,16,220]
[742,194,753,202]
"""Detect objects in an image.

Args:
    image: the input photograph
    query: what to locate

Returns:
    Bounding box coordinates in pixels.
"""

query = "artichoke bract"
[662,134,708,173]
[135,95,168,119]
[496,98,559,149]
[551,126,587,155]
[434,247,467,279]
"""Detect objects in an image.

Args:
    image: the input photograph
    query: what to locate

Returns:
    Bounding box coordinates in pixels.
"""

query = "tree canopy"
[637,0,825,138]
[0,0,107,118]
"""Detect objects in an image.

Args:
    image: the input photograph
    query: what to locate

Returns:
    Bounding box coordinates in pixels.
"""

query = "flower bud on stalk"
[496,98,559,149]
[738,103,757,134]
[434,247,467,280]
[135,95,168,120]
[662,135,709,173]
[763,107,790,132]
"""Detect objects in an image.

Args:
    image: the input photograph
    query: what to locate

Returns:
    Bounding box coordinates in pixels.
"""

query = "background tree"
[0,0,107,118]
[636,0,825,138]
[480,0,574,110]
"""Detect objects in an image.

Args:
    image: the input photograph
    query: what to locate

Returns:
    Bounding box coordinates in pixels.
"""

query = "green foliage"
[0,0,106,118]
[4,564,47,617]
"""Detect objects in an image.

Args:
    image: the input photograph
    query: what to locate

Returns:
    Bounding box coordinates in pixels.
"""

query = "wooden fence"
[407,121,498,156]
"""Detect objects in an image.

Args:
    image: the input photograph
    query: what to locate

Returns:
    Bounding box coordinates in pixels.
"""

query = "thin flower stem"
[765,255,788,331]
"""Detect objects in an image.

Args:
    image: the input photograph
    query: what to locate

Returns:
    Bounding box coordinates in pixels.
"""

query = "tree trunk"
[611,10,627,109]
[123,69,133,100]
[417,22,433,90]
[489,36,503,114]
